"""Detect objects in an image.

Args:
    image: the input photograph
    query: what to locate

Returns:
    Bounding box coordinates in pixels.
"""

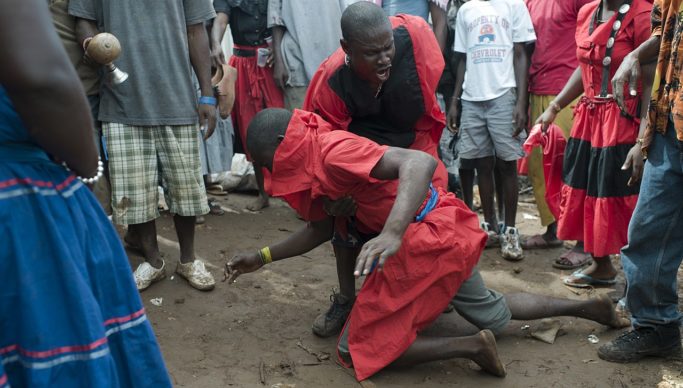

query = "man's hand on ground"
[323,196,357,217]
[199,103,217,139]
[354,232,402,277]
[224,252,263,283]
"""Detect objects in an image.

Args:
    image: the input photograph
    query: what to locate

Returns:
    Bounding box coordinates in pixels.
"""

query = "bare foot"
[471,330,506,378]
[579,260,618,279]
[247,195,269,212]
[589,294,631,328]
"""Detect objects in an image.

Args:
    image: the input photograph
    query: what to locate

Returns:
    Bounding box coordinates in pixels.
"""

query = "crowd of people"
[0,0,681,386]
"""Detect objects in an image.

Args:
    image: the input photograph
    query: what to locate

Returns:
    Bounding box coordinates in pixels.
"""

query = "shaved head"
[246,108,292,170]
[341,1,391,43]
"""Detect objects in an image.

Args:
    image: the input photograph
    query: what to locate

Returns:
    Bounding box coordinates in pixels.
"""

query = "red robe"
[267,110,485,380]
[302,14,448,190]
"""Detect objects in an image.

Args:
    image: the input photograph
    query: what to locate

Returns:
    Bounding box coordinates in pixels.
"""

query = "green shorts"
[337,267,511,363]
[104,122,209,225]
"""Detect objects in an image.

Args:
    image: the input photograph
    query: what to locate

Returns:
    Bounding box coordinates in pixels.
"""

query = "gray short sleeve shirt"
[69,0,216,126]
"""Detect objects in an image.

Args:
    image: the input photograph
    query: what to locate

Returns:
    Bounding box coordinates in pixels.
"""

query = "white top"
[454,0,536,101]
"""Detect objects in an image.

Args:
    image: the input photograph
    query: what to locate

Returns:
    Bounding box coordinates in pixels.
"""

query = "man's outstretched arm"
[225,217,334,282]
[354,148,438,276]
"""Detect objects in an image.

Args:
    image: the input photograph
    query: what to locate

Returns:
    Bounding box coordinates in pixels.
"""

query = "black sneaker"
[312,293,354,338]
[598,324,682,363]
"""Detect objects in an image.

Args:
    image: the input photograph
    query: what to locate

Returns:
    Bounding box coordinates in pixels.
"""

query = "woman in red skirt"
[536,0,653,287]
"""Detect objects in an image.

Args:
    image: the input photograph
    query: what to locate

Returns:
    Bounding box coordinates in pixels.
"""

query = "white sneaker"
[500,226,524,261]
[176,259,215,291]
[482,222,500,248]
[134,261,166,291]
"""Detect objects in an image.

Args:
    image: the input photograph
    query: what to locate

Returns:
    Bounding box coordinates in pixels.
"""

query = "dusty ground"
[123,192,683,388]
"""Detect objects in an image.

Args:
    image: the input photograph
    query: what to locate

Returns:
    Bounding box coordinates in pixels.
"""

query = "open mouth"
[376,66,392,81]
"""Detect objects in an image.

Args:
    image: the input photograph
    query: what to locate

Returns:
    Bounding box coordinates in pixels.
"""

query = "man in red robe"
[302,1,449,336]
[225,108,629,381]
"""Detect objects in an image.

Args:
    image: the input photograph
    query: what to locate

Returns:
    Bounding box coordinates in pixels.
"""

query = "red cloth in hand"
[523,123,567,220]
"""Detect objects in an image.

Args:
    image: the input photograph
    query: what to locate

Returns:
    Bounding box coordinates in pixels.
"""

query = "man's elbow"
[419,153,438,178]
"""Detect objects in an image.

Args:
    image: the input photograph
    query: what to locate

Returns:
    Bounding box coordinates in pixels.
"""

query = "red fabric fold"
[523,123,567,220]
[229,52,284,160]
[267,110,485,380]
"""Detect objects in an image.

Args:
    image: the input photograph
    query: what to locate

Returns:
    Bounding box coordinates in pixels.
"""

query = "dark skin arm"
[447,52,466,133]
[536,67,584,131]
[225,217,334,282]
[622,61,655,186]
[188,22,217,139]
[612,36,661,111]
[512,42,530,137]
[354,148,437,276]
[1,0,97,177]
[226,147,437,281]
[210,12,229,67]
[74,18,99,49]
[429,2,448,53]
[272,25,288,90]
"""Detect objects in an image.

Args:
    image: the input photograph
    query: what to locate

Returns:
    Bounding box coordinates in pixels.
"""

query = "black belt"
[233,48,256,57]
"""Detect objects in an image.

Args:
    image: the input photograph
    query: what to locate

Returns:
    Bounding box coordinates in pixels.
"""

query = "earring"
[345,54,351,67]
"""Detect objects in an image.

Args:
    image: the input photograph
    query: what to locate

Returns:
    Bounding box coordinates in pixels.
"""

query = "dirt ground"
[122,192,683,388]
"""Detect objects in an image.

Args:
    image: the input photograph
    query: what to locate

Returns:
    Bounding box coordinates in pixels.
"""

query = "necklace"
[595,0,633,97]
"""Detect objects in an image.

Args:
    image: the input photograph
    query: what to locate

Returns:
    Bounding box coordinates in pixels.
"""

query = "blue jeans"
[622,124,683,328]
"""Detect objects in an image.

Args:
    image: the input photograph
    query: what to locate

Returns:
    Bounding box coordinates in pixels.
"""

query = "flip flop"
[563,270,616,288]
[522,234,564,250]
[206,183,228,196]
[553,250,592,270]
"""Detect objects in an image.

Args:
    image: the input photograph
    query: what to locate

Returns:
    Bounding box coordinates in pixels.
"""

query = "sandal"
[553,250,592,270]
[522,234,563,250]
[206,183,228,196]
[563,269,617,288]
[208,198,225,216]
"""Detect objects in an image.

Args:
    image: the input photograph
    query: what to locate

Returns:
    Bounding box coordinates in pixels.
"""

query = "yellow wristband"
[260,247,272,265]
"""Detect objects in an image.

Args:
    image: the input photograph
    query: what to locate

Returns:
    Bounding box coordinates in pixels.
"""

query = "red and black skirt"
[557,96,640,257]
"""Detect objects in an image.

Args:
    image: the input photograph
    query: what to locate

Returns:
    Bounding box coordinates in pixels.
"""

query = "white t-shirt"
[454,0,536,101]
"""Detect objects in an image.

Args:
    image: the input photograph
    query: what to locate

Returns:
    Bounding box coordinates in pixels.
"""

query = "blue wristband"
[198,96,217,106]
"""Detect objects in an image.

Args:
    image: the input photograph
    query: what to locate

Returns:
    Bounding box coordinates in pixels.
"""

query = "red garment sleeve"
[320,133,389,187]
[399,15,446,143]
[302,53,352,131]
[280,192,328,222]
[632,7,653,47]
[575,1,597,43]
[575,0,596,14]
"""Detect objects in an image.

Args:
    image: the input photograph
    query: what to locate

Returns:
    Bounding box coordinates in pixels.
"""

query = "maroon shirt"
[526,0,593,95]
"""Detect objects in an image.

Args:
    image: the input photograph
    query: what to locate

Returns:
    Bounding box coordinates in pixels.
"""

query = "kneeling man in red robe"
[225,108,629,381]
